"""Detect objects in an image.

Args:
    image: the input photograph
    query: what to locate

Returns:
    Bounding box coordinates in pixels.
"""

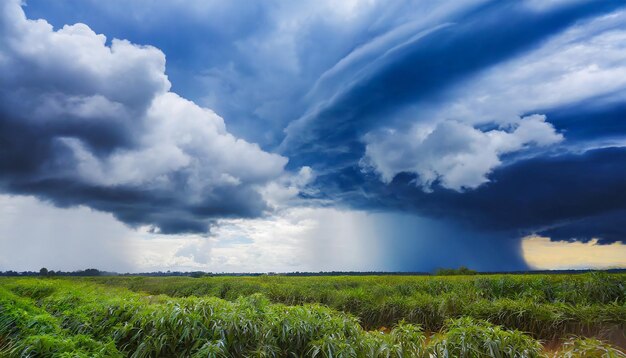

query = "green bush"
[428,317,543,358]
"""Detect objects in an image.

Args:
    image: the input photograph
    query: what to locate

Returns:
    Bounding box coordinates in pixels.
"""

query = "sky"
[1,0,626,273]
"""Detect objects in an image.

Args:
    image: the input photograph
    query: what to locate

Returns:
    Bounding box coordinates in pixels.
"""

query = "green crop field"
[1,273,625,357]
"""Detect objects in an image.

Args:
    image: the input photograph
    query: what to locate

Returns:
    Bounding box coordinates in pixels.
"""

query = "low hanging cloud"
[0,0,293,234]
[362,115,562,191]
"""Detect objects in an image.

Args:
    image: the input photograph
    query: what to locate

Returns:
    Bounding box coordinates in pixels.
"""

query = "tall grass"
[91,273,626,340]
[0,285,121,357]
[1,276,624,357]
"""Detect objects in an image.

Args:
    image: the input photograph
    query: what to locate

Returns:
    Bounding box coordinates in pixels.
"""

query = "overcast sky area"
[1,0,626,273]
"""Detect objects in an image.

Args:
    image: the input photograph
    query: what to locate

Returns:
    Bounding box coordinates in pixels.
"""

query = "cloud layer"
[1,0,626,271]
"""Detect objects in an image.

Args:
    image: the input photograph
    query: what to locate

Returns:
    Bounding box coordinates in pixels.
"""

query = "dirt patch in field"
[602,325,626,350]
[541,326,626,353]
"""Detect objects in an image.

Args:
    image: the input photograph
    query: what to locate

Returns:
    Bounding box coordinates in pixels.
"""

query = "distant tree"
[80,268,101,276]
[457,266,477,275]
[39,267,48,276]
[436,266,477,276]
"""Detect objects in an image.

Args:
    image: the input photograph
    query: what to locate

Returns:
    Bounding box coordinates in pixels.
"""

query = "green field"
[1,273,625,357]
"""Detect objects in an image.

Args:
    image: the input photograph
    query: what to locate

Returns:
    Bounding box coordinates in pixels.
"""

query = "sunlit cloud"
[522,235,626,270]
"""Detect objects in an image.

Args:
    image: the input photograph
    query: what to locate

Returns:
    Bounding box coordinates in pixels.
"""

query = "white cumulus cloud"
[363,115,562,191]
[0,0,297,232]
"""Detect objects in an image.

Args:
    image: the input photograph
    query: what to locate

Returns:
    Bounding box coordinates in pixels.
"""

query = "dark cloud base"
[311,146,626,245]
[0,108,268,234]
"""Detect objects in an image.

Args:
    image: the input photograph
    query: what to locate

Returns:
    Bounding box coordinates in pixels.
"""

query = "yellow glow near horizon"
[522,235,626,270]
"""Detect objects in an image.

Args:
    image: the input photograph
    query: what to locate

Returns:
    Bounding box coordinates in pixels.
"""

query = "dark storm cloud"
[0,0,289,233]
[2,176,268,234]
[538,210,626,245]
[281,0,623,166]
[310,146,626,244]
[452,147,626,235]
[546,100,626,143]
[274,0,626,247]
[4,0,626,256]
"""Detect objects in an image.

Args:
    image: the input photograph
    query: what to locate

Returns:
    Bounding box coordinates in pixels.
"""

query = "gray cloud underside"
[0,0,292,233]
